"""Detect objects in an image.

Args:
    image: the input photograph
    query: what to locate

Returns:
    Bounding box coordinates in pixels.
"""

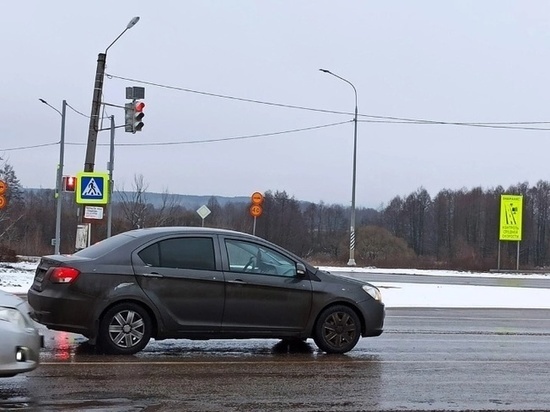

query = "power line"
[106,73,349,116]
[112,121,351,146]
[0,121,351,152]
[106,73,550,130]
[358,119,550,131]
[6,75,548,153]
[0,142,59,152]
[66,103,90,119]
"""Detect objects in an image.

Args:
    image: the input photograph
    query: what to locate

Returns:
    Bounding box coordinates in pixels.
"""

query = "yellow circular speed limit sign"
[250,204,263,217]
[0,195,6,209]
[0,180,6,195]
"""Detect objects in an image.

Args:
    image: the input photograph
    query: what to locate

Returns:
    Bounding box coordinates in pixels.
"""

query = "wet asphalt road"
[2,307,550,411]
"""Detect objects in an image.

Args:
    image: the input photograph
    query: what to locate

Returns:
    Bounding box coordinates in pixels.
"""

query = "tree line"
[1,161,548,270]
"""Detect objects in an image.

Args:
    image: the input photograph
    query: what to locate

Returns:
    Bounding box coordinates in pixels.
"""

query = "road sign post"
[196,205,211,227]
[250,192,264,235]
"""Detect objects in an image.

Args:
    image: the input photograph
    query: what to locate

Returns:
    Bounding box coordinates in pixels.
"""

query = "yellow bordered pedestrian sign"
[75,172,109,205]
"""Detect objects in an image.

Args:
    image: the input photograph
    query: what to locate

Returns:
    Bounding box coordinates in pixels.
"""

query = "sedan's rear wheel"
[313,305,361,354]
[98,303,151,355]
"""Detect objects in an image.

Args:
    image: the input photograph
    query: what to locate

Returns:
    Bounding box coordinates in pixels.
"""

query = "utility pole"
[77,18,139,245]
[83,17,140,174]
[84,53,106,173]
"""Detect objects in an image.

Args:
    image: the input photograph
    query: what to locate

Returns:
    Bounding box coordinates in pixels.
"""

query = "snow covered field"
[1,259,550,309]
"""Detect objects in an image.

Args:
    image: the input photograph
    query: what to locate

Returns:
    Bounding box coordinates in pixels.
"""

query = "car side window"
[138,237,215,271]
[225,239,296,277]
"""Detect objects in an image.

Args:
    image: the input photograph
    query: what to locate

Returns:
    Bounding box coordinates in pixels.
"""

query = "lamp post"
[39,98,67,255]
[84,16,140,173]
[319,69,358,266]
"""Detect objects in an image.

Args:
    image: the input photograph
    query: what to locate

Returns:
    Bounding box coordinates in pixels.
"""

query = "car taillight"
[47,267,80,284]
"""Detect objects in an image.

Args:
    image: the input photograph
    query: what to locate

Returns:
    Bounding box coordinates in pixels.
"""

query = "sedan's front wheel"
[313,305,361,354]
[98,303,152,355]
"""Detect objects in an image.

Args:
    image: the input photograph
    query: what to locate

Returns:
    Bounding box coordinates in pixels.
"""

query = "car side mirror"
[296,262,307,276]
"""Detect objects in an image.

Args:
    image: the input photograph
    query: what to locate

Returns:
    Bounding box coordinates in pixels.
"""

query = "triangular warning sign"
[82,178,102,197]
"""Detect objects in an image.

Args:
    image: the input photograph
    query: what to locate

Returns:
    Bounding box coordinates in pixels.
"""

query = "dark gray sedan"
[28,227,384,355]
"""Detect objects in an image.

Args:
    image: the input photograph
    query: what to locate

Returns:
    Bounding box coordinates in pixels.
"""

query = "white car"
[0,290,43,377]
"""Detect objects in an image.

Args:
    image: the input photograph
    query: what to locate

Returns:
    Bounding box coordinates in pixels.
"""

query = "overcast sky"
[2,1,550,208]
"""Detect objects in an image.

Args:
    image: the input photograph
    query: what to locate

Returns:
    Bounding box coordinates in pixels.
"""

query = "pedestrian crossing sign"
[75,172,109,205]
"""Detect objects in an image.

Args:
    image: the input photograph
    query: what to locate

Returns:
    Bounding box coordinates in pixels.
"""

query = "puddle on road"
[0,397,154,411]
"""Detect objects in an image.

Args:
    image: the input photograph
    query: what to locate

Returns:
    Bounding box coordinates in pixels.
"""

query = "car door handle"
[141,272,164,278]
[227,279,247,285]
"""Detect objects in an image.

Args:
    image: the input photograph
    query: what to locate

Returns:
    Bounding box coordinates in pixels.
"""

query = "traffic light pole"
[107,115,115,238]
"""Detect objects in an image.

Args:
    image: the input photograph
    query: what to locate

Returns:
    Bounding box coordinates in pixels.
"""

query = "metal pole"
[319,69,358,266]
[54,100,67,254]
[497,241,501,270]
[107,115,115,237]
[516,241,520,271]
[348,100,358,266]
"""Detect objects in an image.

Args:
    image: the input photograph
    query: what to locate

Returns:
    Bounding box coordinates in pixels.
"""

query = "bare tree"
[117,174,151,229]
[148,189,182,227]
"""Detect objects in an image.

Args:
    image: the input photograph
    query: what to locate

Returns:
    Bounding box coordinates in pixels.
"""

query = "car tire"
[313,305,361,354]
[98,302,152,355]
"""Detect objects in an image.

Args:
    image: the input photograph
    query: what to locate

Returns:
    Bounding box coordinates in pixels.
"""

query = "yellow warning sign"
[499,195,523,241]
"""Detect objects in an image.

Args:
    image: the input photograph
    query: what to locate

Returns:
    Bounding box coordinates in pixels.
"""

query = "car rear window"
[138,237,215,271]
[74,232,137,258]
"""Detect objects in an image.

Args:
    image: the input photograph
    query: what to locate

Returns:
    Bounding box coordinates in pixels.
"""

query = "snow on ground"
[1,258,550,309]
[0,259,40,294]
[321,266,550,279]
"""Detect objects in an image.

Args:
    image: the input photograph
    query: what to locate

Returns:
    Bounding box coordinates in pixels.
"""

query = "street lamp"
[84,16,140,173]
[39,98,67,255]
[319,68,358,266]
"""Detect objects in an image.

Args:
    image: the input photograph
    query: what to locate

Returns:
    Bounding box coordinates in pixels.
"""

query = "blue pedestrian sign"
[75,172,109,205]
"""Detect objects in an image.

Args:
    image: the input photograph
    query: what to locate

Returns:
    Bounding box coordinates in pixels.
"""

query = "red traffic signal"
[135,101,145,112]
[63,176,77,192]
[125,100,145,133]
[134,100,145,132]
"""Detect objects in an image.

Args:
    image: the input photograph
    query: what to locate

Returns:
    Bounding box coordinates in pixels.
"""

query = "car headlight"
[362,285,382,302]
[0,307,27,328]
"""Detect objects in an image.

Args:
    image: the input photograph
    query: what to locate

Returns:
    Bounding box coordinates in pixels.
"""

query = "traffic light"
[124,100,145,133]
[134,100,145,132]
[124,102,135,133]
[62,176,76,192]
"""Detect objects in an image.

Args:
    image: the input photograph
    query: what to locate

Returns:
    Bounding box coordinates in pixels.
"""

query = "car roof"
[128,227,248,235]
